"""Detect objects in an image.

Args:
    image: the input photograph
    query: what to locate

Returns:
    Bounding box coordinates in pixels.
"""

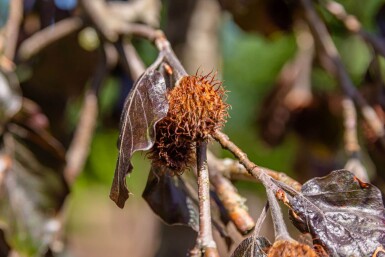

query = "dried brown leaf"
[110,69,168,208]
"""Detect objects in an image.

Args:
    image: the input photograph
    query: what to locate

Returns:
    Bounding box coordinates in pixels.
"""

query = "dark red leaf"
[110,69,168,208]
[286,169,385,256]
[142,167,199,230]
[143,166,233,249]
[231,236,271,257]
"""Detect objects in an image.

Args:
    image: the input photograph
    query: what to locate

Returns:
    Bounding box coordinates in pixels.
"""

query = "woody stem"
[193,141,219,257]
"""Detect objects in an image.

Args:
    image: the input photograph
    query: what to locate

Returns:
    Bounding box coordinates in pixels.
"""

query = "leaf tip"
[109,190,128,209]
[109,159,132,209]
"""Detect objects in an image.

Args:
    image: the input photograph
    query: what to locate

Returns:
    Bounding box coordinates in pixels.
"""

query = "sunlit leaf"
[231,236,271,257]
[110,69,168,208]
[286,169,385,257]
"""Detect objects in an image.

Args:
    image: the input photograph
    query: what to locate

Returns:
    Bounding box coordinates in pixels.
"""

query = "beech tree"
[1,0,385,256]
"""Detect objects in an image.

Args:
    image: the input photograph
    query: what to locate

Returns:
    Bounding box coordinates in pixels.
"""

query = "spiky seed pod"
[149,73,229,174]
[267,240,320,257]
[150,119,195,174]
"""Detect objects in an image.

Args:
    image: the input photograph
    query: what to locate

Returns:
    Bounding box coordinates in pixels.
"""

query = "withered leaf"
[142,166,233,248]
[143,166,234,248]
[110,69,168,208]
[286,169,385,257]
[0,119,68,256]
[142,167,199,230]
[231,236,271,257]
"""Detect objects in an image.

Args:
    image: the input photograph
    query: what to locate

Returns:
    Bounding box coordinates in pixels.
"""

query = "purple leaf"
[231,236,271,257]
[143,166,233,249]
[287,169,385,256]
[142,166,199,230]
[110,69,168,208]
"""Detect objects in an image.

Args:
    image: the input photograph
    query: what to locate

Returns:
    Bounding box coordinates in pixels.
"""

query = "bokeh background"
[1,0,385,256]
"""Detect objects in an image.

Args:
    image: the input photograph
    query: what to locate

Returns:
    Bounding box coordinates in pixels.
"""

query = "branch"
[121,41,146,80]
[207,142,302,191]
[211,130,295,197]
[18,17,83,61]
[322,0,385,57]
[155,36,188,78]
[192,141,219,257]
[3,0,22,62]
[81,0,161,43]
[266,187,292,242]
[64,48,107,184]
[300,0,385,145]
[253,202,269,236]
[342,97,360,155]
[64,90,98,184]
[207,153,255,235]
[342,97,370,181]
[250,202,269,255]
[107,0,161,27]
[80,0,118,42]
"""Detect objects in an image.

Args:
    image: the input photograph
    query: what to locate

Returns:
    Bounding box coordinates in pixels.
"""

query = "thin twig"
[342,97,360,155]
[80,0,118,42]
[322,0,385,57]
[18,17,83,61]
[117,24,161,42]
[64,48,107,184]
[212,130,291,197]
[265,188,292,242]
[253,202,269,237]
[123,42,146,79]
[155,35,188,79]
[207,153,255,235]
[342,97,370,181]
[3,0,22,61]
[250,202,269,255]
[194,142,219,257]
[107,0,161,27]
[114,39,147,81]
[64,90,98,184]
[300,0,385,145]
[207,146,302,191]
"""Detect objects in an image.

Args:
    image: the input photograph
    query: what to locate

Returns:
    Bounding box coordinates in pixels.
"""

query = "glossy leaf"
[287,169,385,257]
[231,236,271,257]
[0,110,68,256]
[142,167,199,230]
[110,69,168,208]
